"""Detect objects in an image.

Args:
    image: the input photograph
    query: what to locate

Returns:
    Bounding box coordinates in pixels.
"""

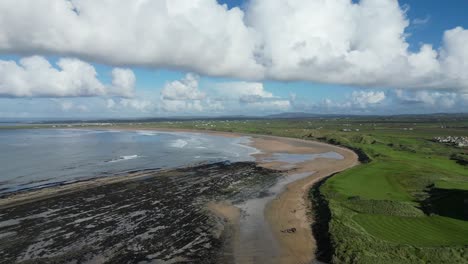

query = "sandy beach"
[251,136,358,264]
[201,132,359,264]
[0,129,358,263]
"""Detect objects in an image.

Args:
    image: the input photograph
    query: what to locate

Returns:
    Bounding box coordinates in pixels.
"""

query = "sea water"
[0,129,257,194]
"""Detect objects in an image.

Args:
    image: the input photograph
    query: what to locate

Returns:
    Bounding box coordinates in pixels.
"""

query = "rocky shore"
[0,162,281,264]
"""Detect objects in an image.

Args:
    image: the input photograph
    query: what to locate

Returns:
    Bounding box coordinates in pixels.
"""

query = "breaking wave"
[108,155,139,163]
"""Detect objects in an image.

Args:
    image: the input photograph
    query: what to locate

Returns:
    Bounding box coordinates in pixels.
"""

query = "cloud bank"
[157,73,291,113]
[0,0,467,92]
[0,56,134,97]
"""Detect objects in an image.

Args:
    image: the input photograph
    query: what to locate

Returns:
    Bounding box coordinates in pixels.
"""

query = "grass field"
[353,214,468,246]
[3,115,468,263]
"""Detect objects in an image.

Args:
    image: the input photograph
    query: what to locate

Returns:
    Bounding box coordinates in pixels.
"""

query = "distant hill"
[23,112,468,124]
[265,112,323,118]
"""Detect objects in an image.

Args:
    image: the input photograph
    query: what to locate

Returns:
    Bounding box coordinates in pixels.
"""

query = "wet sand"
[252,136,358,264]
[0,129,358,263]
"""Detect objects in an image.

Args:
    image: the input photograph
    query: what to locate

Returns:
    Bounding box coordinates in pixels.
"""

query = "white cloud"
[1,0,468,92]
[247,100,291,111]
[160,73,205,113]
[0,56,135,98]
[159,74,291,113]
[413,15,430,26]
[213,82,273,102]
[300,91,386,112]
[394,90,458,108]
[0,0,262,79]
[107,98,154,112]
[210,81,291,111]
[161,74,205,101]
[351,91,386,108]
[246,0,468,90]
[120,98,154,112]
[111,69,136,98]
[161,100,203,113]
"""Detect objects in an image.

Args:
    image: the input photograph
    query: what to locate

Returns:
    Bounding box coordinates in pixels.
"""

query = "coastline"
[0,128,359,263]
[249,135,358,264]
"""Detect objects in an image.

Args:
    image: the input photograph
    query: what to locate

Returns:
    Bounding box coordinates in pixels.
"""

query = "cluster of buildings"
[342,128,360,132]
[433,136,468,147]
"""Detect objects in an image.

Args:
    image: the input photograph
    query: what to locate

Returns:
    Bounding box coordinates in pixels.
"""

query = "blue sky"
[0,0,467,119]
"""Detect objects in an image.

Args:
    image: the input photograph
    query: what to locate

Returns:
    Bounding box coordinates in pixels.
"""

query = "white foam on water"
[170,139,188,148]
[137,131,159,136]
[108,155,139,163]
[233,136,262,157]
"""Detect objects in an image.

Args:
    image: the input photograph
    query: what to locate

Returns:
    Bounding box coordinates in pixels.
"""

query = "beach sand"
[207,134,359,264]
[253,136,358,264]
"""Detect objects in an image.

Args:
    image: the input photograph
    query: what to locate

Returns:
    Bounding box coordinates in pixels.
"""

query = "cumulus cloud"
[1,0,467,91]
[120,98,154,112]
[0,0,262,79]
[247,0,468,90]
[111,69,136,98]
[210,81,291,111]
[159,74,291,113]
[290,89,468,114]
[106,98,154,112]
[161,100,204,113]
[161,74,205,101]
[351,91,386,108]
[212,82,273,102]
[160,73,206,112]
[301,91,386,112]
[0,56,135,97]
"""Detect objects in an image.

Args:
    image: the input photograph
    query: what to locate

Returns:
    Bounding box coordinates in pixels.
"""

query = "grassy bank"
[3,116,468,263]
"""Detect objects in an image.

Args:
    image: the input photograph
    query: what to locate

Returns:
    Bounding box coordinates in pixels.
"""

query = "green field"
[352,214,468,246]
[3,115,468,263]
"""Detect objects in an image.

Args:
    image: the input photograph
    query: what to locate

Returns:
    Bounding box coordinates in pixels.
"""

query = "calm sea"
[0,129,257,194]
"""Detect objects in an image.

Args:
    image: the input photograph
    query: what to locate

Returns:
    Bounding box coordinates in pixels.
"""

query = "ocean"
[0,129,257,194]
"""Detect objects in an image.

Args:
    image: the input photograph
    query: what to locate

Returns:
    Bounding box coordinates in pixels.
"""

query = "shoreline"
[249,135,358,264]
[0,128,359,263]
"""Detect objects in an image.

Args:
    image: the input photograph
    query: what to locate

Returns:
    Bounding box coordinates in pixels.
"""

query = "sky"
[0,0,467,119]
